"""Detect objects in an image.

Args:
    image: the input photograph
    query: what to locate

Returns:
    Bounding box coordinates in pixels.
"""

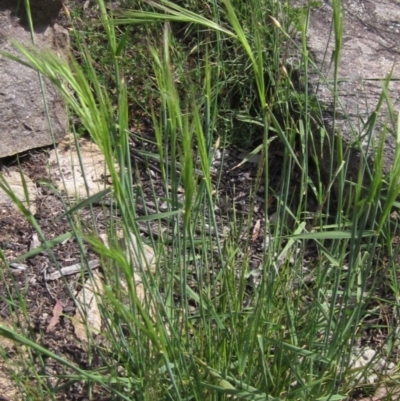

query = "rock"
[48,133,113,199]
[293,0,400,179]
[72,273,104,343]
[0,170,37,214]
[0,0,68,158]
[350,346,395,385]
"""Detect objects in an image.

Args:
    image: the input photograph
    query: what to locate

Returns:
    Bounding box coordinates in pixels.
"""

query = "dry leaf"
[251,220,261,242]
[100,230,156,272]
[100,231,157,320]
[30,233,40,251]
[46,300,63,333]
[72,274,103,343]
[45,259,100,281]
[126,232,156,273]
[48,133,115,199]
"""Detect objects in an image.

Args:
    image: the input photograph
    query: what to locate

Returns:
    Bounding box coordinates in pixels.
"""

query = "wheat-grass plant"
[1,0,400,399]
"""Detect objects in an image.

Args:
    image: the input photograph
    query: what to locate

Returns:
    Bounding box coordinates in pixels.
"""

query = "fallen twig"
[45,259,100,281]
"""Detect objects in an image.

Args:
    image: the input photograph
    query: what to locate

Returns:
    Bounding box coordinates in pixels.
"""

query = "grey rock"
[294,0,400,179]
[0,0,67,158]
[350,346,395,385]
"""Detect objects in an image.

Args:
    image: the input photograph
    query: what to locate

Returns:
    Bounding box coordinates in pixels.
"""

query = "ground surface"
[0,137,297,399]
[0,136,395,400]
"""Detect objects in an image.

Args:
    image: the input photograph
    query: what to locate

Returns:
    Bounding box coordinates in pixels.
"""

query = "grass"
[1,0,400,399]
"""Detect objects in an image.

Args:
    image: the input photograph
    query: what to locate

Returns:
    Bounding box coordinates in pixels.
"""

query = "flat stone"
[0,170,37,214]
[294,0,400,178]
[0,0,68,158]
[48,133,113,200]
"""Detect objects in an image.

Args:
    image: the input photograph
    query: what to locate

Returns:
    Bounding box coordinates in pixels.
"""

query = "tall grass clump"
[1,0,400,399]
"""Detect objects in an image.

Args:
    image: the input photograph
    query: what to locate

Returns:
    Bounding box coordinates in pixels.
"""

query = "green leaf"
[316,395,347,401]
[115,28,130,56]
[288,230,376,240]
[56,188,112,221]
[272,340,332,364]
[135,209,182,221]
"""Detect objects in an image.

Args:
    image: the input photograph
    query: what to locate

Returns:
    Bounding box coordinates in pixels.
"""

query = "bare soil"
[0,135,292,400]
